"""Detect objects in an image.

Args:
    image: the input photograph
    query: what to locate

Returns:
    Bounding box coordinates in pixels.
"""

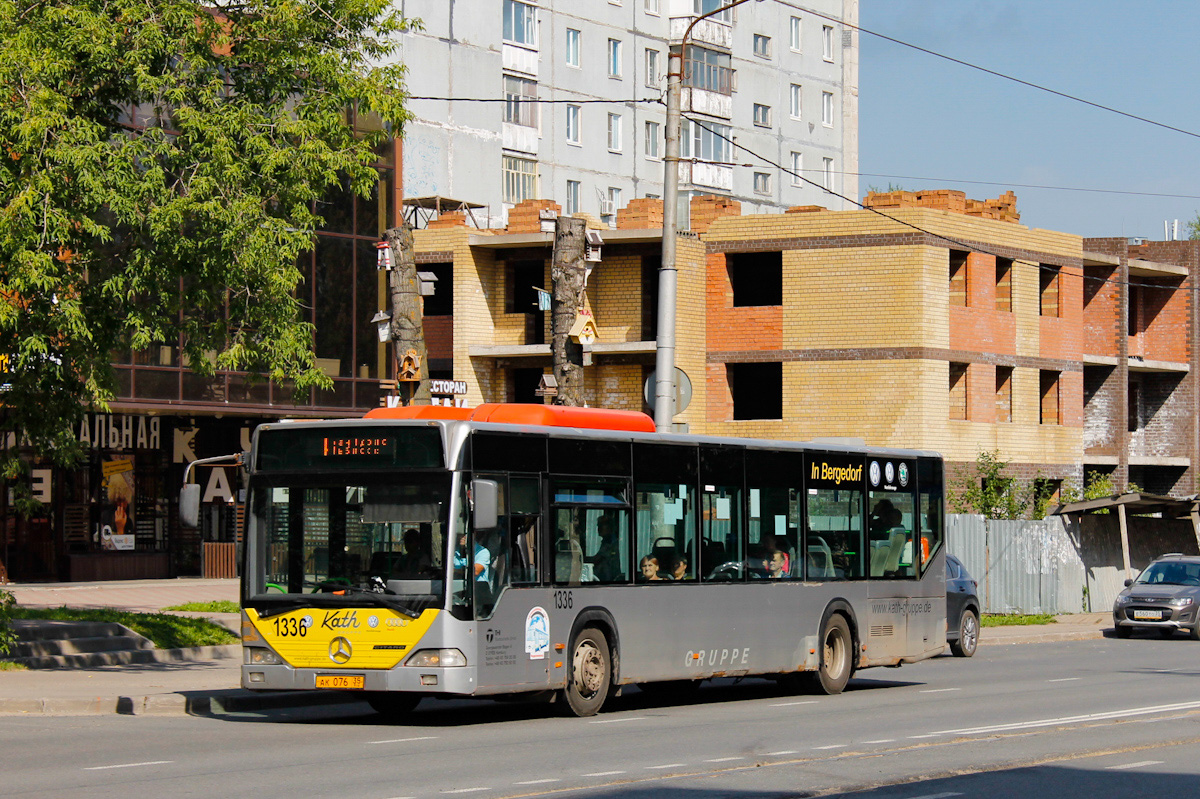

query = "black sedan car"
[1112,554,1200,639]
[946,553,980,657]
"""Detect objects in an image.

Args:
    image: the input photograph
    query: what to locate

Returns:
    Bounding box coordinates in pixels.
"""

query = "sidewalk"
[1,579,1114,717]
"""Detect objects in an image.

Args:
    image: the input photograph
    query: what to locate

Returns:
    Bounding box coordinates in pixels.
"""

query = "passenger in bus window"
[396,528,432,576]
[765,549,787,579]
[639,555,665,581]
[589,515,622,582]
[669,555,690,581]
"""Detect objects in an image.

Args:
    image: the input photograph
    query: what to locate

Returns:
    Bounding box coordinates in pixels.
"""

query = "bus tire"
[562,626,611,717]
[814,614,853,695]
[366,692,421,719]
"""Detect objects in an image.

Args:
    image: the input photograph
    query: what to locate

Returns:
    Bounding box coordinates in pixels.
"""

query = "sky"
[858,1,1200,240]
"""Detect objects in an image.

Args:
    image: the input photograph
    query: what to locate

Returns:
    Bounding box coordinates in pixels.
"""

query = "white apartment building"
[398,0,859,227]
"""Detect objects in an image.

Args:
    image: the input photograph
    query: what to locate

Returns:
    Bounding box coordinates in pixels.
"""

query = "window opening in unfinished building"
[949,362,968,420]
[995,257,1012,312]
[948,250,969,307]
[995,366,1013,423]
[1039,265,1060,317]
[727,251,782,307]
[421,262,453,317]
[1040,370,1060,424]
[729,362,783,420]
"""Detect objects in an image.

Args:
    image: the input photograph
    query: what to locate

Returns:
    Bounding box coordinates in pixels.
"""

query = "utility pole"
[655,0,751,432]
[383,222,430,405]
[551,216,587,406]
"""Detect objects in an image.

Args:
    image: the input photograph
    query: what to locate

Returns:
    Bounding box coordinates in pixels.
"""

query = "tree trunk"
[384,222,430,406]
[551,217,587,406]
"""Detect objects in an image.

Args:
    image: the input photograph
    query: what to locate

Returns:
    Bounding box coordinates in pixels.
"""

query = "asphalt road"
[3,636,1200,799]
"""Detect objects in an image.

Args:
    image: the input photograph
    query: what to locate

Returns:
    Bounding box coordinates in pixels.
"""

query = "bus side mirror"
[471,479,499,531]
[180,484,201,528]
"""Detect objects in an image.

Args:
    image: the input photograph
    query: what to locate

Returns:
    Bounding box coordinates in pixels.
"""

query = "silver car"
[1112,554,1200,639]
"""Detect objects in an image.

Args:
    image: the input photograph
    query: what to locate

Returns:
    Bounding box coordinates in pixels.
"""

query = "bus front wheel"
[562,627,611,717]
[814,614,852,695]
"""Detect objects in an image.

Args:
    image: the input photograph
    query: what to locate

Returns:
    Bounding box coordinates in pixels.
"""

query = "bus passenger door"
[475,474,555,690]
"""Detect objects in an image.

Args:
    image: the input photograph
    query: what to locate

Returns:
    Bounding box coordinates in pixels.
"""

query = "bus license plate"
[316,674,364,690]
[1132,610,1163,620]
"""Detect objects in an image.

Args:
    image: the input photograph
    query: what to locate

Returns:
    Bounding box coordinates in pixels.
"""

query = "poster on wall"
[100,458,136,551]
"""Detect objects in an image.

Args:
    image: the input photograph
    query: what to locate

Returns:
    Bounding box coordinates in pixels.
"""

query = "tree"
[1187,212,1200,240]
[950,450,1029,520]
[0,0,414,503]
[383,222,430,406]
[550,216,587,406]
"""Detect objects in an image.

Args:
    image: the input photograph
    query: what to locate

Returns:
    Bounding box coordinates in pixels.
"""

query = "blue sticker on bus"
[525,606,549,660]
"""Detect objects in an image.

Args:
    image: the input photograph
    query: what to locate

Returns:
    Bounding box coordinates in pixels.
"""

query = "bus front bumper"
[242,663,478,695]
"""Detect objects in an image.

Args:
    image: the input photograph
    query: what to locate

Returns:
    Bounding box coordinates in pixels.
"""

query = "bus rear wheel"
[562,627,611,717]
[814,614,852,695]
[366,692,421,719]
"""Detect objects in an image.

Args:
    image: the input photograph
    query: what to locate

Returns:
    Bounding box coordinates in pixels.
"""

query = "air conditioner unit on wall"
[599,200,615,216]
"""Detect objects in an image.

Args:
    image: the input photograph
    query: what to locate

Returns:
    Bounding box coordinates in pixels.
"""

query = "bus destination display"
[255,425,443,472]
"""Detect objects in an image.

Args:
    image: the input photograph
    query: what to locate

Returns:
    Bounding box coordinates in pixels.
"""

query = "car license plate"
[315,674,364,690]
[1132,609,1163,620]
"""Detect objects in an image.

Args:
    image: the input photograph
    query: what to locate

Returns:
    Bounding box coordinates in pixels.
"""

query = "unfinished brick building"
[413,193,1197,504]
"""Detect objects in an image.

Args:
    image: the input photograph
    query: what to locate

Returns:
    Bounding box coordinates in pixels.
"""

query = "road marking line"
[931,699,1200,737]
[83,761,173,771]
[1047,677,1080,682]
[863,739,895,744]
[772,700,817,707]
[590,717,646,724]
[1107,761,1164,770]
[765,750,798,756]
[582,771,626,777]
[908,734,940,739]
[919,688,961,693]
[704,757,744,762]
[368,736,438,744]
[514,779,560,785]
[813,744,847,750]
[444,789,489,794]
[646,763,687,770]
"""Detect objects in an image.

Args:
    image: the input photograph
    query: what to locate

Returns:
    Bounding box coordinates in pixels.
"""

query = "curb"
[980,629,1106,645]
[0,688,367,717]
[7,644,241,670]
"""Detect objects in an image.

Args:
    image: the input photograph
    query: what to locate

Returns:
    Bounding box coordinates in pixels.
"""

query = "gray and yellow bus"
[238,403,946,717]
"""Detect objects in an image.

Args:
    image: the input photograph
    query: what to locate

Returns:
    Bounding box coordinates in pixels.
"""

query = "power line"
[686,114,1197,296]
[780,0,1200,140]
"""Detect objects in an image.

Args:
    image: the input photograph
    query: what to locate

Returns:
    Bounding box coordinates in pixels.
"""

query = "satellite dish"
[643,368,693,414]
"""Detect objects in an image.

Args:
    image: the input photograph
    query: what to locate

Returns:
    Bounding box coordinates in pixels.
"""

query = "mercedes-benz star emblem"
[328,636,352,664]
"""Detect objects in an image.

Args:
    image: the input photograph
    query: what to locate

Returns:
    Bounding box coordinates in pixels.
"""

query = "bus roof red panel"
[364,403,655,433]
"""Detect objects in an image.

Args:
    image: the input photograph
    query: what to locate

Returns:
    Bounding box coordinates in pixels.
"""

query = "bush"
[0,590,16,656]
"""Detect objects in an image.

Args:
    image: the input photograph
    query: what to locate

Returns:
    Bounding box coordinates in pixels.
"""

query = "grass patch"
[981,613,1056,627]
[12,607,238,649]
[0,660,28,671]
[162,600,240,614]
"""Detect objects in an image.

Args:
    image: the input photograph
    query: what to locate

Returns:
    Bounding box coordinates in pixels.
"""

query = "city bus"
[235,403,947,717]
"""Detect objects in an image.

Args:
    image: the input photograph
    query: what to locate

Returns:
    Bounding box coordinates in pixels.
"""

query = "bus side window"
[700,445,744,582]
[745,450,804,580]
[917,458,944,574]
[805,482,864,581]
[633,443,698,583]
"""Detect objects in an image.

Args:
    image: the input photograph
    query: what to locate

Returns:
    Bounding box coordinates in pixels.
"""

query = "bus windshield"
[246,473,453,615]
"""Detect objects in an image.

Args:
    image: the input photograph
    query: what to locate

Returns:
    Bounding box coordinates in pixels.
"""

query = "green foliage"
[950,450,1029,519]
[163,600,239,613]
[0,0,415,495]
[1059,471,1145,514]
[13,606,238,648]
[1188,212,1200,241]
[0,590,16,655]
[981,613,1055,627]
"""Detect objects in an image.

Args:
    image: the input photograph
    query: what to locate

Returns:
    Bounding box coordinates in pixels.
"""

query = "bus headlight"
[244,647,283,665]
[406,648,467,667]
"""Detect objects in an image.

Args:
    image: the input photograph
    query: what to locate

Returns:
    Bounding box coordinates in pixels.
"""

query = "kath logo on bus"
[321,610,361,630]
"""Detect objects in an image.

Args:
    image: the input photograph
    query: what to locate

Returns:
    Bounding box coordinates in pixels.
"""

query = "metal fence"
[946,514,1087,615]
